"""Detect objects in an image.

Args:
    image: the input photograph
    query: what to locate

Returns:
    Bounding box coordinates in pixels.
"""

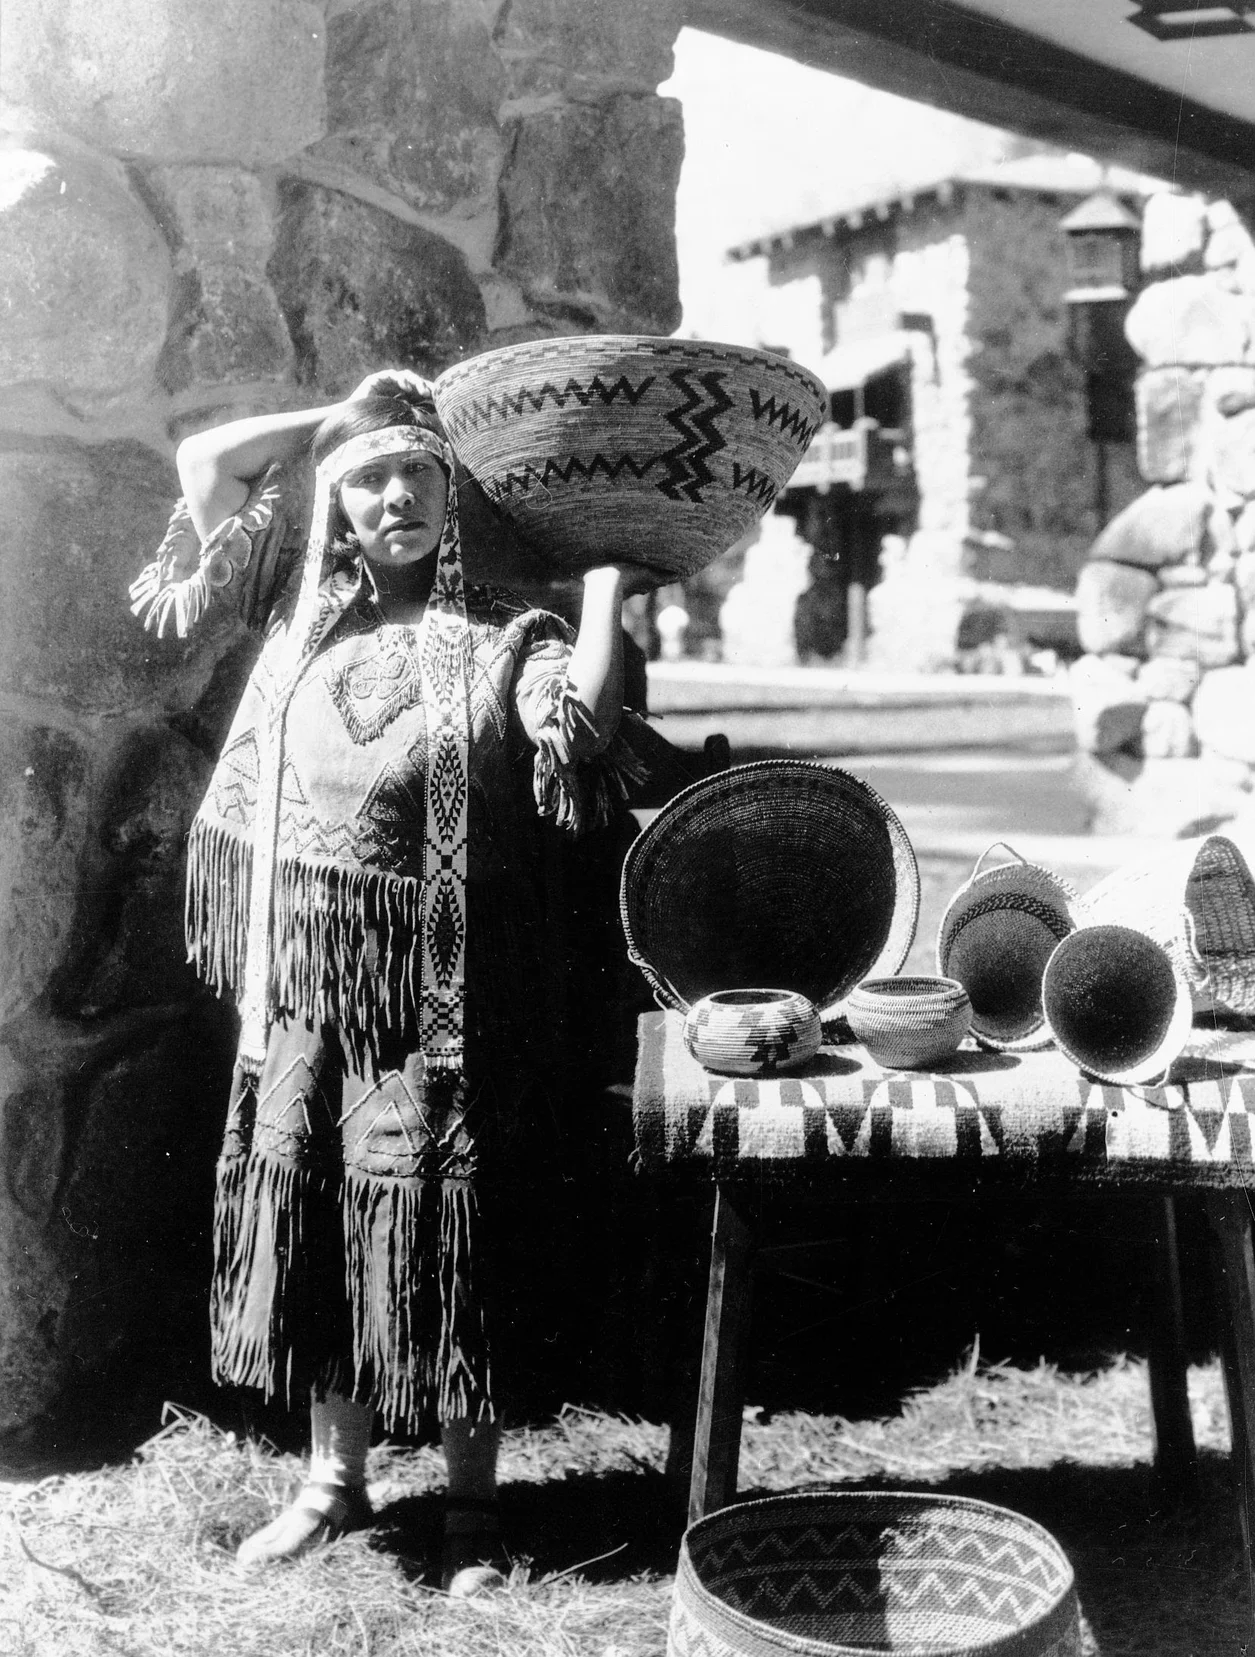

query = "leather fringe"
[210,1151,338,1407]
[533,699,651,834]
[343,1171,494,1432]
[186,818,427,1064]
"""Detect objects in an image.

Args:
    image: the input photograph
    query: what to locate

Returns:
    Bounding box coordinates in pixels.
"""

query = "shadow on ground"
[361,1452,1248,1654]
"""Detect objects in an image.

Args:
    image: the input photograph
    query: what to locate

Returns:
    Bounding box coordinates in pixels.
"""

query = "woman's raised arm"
[563,564,655,747]
[176,371,431,540]
[177,403,348,541]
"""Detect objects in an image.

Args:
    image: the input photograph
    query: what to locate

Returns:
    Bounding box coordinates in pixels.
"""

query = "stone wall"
[0,0,683,1468]
[1070,194,1255,836]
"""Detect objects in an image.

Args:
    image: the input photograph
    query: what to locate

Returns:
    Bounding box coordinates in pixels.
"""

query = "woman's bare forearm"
[564,566,630,744]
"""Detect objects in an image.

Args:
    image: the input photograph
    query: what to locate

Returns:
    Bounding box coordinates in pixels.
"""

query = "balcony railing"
[786,419,912,496]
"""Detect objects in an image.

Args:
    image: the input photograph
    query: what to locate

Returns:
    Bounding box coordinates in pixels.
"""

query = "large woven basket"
[936,843,1078,1052]
[1074,834,1255,1014]
[620,761,919,1014]
[433,336,827,584]
[669,1491,1080,1657]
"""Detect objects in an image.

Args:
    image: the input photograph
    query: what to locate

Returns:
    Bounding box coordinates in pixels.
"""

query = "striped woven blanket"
[632,1011,1255,1186]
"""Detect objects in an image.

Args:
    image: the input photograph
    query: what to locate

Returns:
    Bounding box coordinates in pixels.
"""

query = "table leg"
[1204,1191,1255,1618]
[688,1183,756,1526]
[1146,1195,1199,1502]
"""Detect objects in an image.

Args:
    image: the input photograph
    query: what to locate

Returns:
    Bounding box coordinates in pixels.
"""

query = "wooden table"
[632,1010,1255,1603]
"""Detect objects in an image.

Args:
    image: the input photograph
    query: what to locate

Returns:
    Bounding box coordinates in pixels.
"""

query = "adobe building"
[721,154,1155,670]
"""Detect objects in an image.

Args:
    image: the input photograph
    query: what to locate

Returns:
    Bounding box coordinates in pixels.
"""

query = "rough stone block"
[1206,365,1255,418]
[1069,654,1148,754]
[1125,275,1250,367]
[0,722,93,1028]
[0,0,325,164]
[1140,698,1197,759]
[1135,655,1202,701]
[313,0,505,221]
[267,180,486,392]
[1140,193,1207,277]
[1075,559,1157,656]
[0,1001,230,1468]
[0,437,237,716]
[1205,200,1255,272]
[158,267,294,393]
[1145,582,1240,665]
[138,164,277,259]
[1135,368,1205,483]
[496,0,680,104]
[0,148,171,403]
[498,95,682,333]
[1089,482,1209,570]
[1194,664,1255,763]
[1076,750,1252,837]
[1238,505,1255,557]
[1210,406,1255,500]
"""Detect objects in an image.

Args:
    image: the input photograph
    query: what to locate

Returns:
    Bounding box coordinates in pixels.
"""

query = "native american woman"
[131,370,646,1583]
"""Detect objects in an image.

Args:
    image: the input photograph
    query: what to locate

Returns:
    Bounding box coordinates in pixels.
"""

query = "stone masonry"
[0,0,683,1468]
[1070,194,1255,836]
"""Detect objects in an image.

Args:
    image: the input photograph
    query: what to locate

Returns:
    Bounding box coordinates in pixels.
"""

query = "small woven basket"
[846,976,973,1069]
[1074,834,1255,1014]
[937,843,1077,1052]
[683,989,823,1077]
[669,1490,1080,1657]
[433,336,827,585]
[620,761,919,1014]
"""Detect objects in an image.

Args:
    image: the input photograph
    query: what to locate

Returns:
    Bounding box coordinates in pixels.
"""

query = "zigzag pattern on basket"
[730,462,779,507]
[659,368,736,502]
[720,1566,1060,1626]
[748,387,824,449]
[692,1520,1070,1596]
[440,373,657,442]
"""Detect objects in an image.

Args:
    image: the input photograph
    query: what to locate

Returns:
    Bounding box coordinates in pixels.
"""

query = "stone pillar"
[1070,193,1255,835]
[0,0,683,1468]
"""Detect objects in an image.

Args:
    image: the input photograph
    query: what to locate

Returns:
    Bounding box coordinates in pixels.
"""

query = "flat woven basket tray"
[620,760,919,1013]
[433,335,827,585]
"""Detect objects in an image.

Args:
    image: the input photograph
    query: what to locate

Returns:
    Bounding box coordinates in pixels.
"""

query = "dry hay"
[0,1357,1244,1657]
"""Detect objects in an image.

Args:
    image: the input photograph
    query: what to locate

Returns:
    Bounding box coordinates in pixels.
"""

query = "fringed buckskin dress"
[132,455,640,1435]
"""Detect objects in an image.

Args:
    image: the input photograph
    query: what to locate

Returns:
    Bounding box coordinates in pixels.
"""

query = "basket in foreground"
[433,336,827,584]
[621,761,919,1013]
[669,1491,1080,1657]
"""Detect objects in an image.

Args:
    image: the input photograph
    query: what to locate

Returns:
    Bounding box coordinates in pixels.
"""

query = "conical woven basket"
[433,336,827,586]
[669,1490,1080,1657]
[620,761,919,1014]
[1043,923,1194,1086]
[936,842,1078,1052]
[1073,834,1255,1014]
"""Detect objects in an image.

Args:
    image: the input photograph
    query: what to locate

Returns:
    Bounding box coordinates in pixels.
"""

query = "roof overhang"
[686,0,1255,202]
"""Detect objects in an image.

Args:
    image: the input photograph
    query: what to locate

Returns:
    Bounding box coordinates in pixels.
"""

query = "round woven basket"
[1042,923,1194,1086]
[683,989,823,1077]
[620,761,919,1014]
[669,1491,1080,1657]
[433,336,827,585]
[936,843,1077,1052]
[846,976,972,1069]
